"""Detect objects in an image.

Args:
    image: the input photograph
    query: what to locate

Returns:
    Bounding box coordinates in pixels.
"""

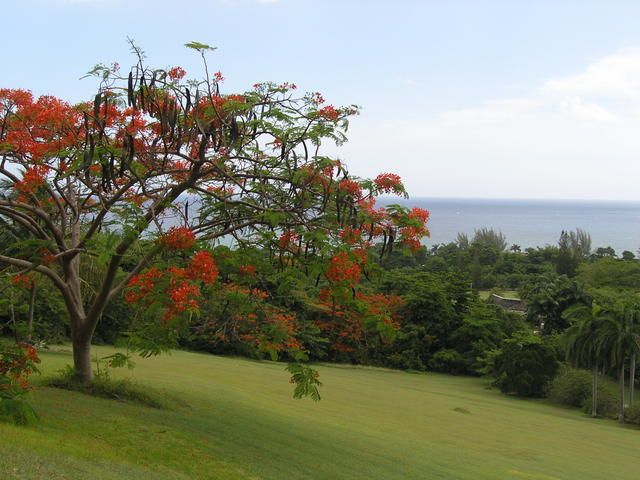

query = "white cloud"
[558,96,617,123]
[545,49,640,100]
[336,49,640,201]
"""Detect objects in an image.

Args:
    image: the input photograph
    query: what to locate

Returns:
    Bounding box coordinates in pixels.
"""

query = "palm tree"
[563,302,614,417]
[596,301,640,423]
[621,303,640,408]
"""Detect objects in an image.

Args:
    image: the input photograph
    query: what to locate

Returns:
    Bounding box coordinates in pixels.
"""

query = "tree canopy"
[0,42,429,386]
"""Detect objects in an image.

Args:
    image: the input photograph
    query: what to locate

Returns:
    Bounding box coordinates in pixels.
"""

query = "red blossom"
[167,67,187,80]
[10,274,33,289]
[238,264,257,276]
[38,248,56,264]
[374,173,404,195]
[14,165,50,200]
[125,266,162,305]
[159,227,197,250]
[318,105,339,121]
[187,251,219,284]
[409,207,429,223]
[325,252,362,287]
[339,226,362,246]
[278,231,299,250]
[0,343,40,394]
[338,179,362,198]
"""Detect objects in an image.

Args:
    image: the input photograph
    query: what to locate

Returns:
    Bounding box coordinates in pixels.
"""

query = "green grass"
[479,290,519,299]
[2,346,640,479]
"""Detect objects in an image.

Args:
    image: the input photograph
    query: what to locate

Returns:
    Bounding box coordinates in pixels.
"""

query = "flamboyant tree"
[0,42,428,384]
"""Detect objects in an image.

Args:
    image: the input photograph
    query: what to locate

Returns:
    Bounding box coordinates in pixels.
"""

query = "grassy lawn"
[478,290,520,299]
[2,346,640,479]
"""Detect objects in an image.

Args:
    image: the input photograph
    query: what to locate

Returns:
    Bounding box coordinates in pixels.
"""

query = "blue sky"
[5,0,640,201]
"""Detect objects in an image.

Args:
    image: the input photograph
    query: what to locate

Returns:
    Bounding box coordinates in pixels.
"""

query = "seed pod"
[127,72,134,107]
[128,133,135,161]
[139,77,146,112]
[83,111,90,144]
[185,88,191,112]
[198,134,208,160]
[230,117,239,144]
[93,93,101,128]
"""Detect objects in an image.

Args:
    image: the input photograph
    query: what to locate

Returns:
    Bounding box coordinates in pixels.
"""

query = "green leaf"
[184,42,217,52]
[285,363,322,401]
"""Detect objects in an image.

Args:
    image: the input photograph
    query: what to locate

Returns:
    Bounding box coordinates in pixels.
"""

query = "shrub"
[582,390,618,419]
[428,349,466,375]
[0,399,39,426]
[625,403,640,425]
[43,365,175,410]
[493,332,559,397]
[0,343,40,425]
[547,368,592,407]
[386,350,426,371]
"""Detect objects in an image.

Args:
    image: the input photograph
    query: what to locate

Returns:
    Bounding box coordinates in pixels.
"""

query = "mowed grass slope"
[2,346,640,480]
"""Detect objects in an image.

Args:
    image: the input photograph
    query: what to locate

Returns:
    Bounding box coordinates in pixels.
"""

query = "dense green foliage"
[493,332,559,397]
[547,368,593,407]
[3,219,640,415]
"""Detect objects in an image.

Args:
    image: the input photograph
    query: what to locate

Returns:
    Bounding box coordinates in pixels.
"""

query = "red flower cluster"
[165,281,200,322]
[10,274,33,289]
[126,250,219,322]
[159,227,197,250]
[225,94,244,103]
[399,207,430,252]
[409,207,429,223]
[187,251,219,284]
[278,82,297,90]
[278,230,299,250]
[39,247,56,264]
[194,95,244,129]
[339,226,362,246]
[14,164,50,200]
[167,67,187,80]
[374,173,404,195]
[326,252,362,287]
[322,159,341,178]
[200,282,302,356]
[214,71,225,82]
[1,90,82,163]
[124,266,163,305]
[357,292,403,330]
[315,290,403,353]
[298,165,330,189]
[338,179,362,198]
[318,105,339,121]
[0,343,40,393]
[238,264,257,276]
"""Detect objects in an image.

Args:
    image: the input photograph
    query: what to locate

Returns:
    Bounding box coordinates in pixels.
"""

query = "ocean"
[379,197,640,255]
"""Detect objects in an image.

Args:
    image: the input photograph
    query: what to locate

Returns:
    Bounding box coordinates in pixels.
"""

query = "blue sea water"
[379,197,640,255]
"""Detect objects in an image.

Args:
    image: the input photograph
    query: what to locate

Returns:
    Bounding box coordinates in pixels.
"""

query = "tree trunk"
[591,364,598,418]
[26,285,36,342]
[9,289,18,342]
[619,362,626,423]
[630,353,636,406]
[71,321,94,382]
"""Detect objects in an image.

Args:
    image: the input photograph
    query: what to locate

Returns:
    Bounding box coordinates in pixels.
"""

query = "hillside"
[2,346,640,479]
